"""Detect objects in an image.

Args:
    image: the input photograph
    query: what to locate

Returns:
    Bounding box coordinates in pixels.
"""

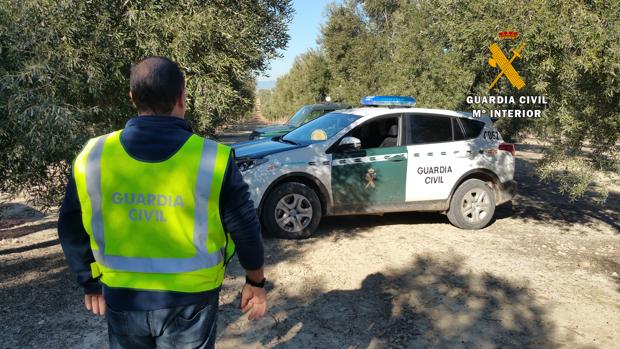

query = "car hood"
[232,138,305,158]
[254,124,295,135]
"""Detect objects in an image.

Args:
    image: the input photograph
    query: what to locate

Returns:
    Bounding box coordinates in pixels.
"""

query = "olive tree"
[0,0,293,207]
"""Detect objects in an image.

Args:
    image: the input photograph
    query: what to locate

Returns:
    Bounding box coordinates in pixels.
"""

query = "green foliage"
[257,89,273,116]
[263,0,619,201]
[420,0,620,201]
[320,2,382,103]
[0,0,292,206]
[261,49,331,121]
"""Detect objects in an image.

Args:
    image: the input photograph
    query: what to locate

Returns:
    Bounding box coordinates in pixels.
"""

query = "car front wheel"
[447,179,496,230]
[261,182,322,239]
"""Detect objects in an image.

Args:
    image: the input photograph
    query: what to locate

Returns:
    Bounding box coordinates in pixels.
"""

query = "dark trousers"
[106,296,219,349]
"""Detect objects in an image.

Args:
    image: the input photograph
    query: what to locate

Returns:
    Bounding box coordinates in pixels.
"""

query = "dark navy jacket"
[57,116,263,311]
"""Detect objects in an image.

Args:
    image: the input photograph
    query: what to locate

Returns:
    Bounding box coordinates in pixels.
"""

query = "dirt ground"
[1,116,618,349]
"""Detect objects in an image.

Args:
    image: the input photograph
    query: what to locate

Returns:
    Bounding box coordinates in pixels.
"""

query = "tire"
[447,179,496,230]
[261,182,322,239]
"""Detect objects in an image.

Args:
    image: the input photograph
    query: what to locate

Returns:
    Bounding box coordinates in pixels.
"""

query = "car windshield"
[282,112,360,145]
[287,106,313,127]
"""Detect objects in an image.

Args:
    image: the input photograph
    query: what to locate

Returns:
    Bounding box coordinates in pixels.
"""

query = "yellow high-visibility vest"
[73,130,235,293]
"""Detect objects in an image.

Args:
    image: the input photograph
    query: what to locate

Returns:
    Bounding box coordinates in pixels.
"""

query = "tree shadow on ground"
[0,202,45,221]
[0,250,106,348]
[0,221,57,240]
[220,254,557,348]
[0,201,55,239]
[0,238,59,256]
[314,212,448,239]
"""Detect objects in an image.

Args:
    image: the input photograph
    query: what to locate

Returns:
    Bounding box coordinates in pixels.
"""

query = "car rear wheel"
[447,179,496,230]
[261,182,322,239]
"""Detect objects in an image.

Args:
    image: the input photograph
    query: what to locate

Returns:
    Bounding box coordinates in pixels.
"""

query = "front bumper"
[497,180,517,204]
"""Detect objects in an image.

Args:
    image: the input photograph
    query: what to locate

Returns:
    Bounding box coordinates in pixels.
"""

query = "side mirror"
[339,136,361,150]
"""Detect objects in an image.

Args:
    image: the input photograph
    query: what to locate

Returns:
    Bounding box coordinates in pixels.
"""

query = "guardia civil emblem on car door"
[365,168,376,189]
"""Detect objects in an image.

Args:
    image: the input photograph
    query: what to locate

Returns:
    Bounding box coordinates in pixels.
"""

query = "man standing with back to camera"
[58,56,267,348]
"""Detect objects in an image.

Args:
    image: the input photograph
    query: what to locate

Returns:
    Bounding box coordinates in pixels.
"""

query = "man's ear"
[178,88,186,109]
[128,91,138,109]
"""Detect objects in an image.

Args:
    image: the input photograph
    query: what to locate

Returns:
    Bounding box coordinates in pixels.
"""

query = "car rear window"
[452,118,466,140]
[408,114,452,144]
[459,118,485,139]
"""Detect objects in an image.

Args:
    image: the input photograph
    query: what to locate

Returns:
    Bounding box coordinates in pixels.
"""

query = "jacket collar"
[124,115,192,132]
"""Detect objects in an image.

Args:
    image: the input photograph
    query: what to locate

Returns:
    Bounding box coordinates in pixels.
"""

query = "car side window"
[346,116,400,149]
[459,118,485,139]
[407,114,452,145]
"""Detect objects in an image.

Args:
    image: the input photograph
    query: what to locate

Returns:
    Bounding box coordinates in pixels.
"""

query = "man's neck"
[138,112,184,119]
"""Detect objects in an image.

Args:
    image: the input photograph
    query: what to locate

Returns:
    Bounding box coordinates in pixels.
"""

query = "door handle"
[387,155,406,162]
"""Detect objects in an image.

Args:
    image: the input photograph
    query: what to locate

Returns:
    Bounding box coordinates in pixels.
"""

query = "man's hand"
[240,283,267,320]
[84,294,106,316]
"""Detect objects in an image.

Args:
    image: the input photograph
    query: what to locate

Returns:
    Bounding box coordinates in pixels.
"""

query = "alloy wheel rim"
[460,189,491,224]
[275,193,313,232]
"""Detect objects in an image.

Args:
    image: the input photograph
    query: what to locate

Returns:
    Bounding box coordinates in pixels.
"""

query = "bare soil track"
[1,115,618,348]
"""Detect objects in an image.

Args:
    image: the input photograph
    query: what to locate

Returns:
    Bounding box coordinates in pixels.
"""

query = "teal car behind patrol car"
[235,96,516,239]
[249,103,351,140]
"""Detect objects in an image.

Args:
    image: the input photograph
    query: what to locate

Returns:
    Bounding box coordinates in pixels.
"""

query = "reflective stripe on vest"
[82,131,228,274]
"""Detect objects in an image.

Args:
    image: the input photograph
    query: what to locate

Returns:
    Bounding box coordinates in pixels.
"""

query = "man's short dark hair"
[130,56,185,115]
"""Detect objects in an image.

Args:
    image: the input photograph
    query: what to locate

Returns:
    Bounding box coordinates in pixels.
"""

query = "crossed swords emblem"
[488,41,526,90]
[365,168,376,189]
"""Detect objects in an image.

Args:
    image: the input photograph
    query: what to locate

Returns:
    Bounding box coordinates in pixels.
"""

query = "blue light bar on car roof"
[360,95,416,107]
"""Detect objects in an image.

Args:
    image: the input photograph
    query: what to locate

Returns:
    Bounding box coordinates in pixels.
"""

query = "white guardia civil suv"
[233,96,517,238]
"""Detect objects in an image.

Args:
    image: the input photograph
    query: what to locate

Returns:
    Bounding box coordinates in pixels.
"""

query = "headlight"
[236,158,269,172]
